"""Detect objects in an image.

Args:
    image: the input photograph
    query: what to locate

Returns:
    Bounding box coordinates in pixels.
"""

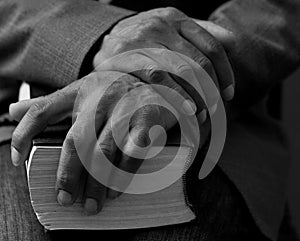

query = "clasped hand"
[10,7,235,215]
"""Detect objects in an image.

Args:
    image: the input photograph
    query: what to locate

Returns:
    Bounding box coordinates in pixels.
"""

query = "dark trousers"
[0,143,298,241]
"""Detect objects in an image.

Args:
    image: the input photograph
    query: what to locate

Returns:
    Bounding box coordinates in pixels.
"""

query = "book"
[26,127,196,231]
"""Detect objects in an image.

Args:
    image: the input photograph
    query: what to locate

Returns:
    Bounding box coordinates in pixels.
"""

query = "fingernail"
[209,103,217,115]
[182,100,197,116]
[57,190,73,206]
[198,109,207,123]
[11,147,21,166]
[222,85,234,101]
[84,198,98,215]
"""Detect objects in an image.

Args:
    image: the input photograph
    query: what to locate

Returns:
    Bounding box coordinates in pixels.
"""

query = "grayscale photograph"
[0,0,300,240]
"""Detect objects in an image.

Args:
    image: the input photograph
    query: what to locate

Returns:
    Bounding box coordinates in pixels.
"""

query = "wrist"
[79,13,137,78]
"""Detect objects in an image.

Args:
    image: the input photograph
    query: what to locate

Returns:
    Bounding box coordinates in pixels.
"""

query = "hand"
[94,7,235,118]
[9,71,192,215]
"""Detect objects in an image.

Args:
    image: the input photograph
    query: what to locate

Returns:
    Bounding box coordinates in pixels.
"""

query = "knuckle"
[173,39,186,51]
[198,57,214,73]
[56,164,77,190]
[112,40,129,54]
[109,77,136,92]
[192,54,206,66]
[103,34,131,54]
[101,35,116,49]
[99,143,114,161]
[176,63,192,75]
[134,132,150,148]
[102,34,112,44]
[163,7,181,17]
[206,40,224,58]
[28,100,49,120]
[56,175,75,191]
[142,17,166,34]
[148,68,165,84]
[105,80,124,97]
[11,129,25,151]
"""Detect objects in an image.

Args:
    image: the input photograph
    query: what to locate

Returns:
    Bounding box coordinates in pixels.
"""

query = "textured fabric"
[0,0,300,240]
[0,114,15,144]
[209,0,300,109]
[219,105,290,240]
[0,126,14,144]
[0,0,134,89]
[0,142,298,241]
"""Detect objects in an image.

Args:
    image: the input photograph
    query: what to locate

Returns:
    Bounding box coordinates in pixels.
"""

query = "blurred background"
[283,67,300,236]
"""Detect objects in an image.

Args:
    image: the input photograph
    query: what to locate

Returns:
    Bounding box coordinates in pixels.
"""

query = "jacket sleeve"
[208,1,300,240]
[209,0,300,108]
[0,0,134,92]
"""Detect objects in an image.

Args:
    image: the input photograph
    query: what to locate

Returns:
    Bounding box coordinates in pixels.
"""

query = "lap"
[0,143,297,241]
[0,143,51,241]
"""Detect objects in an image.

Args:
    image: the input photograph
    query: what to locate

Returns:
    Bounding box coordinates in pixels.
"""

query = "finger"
[179,20,235,100]
[107,127,150,199]
[10,78,82,123]
[168,72,207,122]
[56,130,84,206]
[61,90,112,210]
[83,121,118,213]
[9,97,45,122]
[192,19,236,47]
[159,49,216,117]
[83,175,107,215]
[132,69,206,120]
[142,49,209,119]
[10,91,75,166]
[169,34,220,92]
[107,105,175,198]
[56,73,119,210]
[11,99,51,166]
[98,52,206,121]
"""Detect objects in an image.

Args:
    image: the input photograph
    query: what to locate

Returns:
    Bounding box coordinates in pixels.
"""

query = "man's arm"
[0,0,134,90]
[202,1,300,240]
[208,0,300,109]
